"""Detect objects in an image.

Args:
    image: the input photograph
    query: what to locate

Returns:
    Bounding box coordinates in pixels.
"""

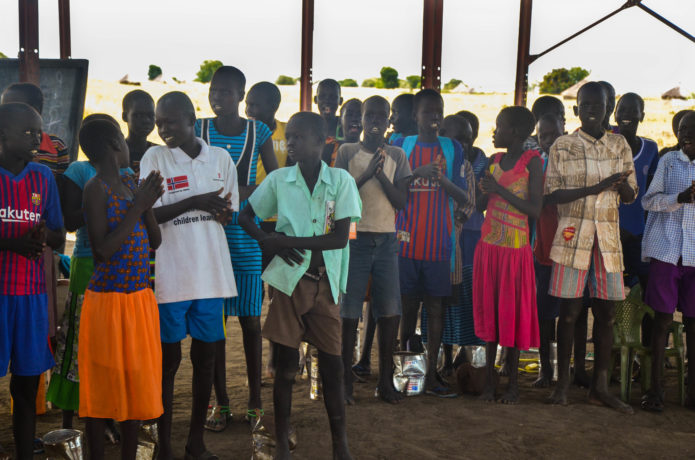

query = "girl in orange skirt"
[78,118,164,459]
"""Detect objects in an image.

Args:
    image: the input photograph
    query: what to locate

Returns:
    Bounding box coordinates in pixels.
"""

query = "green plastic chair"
[612,285,686,405]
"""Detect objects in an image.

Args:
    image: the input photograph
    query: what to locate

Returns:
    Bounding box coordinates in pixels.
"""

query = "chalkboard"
[0,59,89,162]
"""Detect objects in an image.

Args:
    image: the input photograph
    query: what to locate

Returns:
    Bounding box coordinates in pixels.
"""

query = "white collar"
[170,138,209,164]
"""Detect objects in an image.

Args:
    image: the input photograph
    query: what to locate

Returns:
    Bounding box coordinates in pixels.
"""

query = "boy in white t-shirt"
[139,91,238,460]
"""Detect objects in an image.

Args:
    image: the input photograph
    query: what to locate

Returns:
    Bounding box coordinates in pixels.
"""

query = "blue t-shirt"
[619,137,659,236]
[64,161,134,258]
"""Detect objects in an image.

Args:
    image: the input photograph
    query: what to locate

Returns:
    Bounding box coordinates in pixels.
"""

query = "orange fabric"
[78,288,163,421]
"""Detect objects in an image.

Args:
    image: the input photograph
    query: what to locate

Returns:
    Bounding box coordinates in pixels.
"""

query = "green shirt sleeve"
[248,172,278,220]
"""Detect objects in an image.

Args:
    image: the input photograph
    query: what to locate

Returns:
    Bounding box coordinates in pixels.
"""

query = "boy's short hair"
[248,82,281,111]
[1,82,44,113]
[598,81,616,100]
[82,113,120,128]
[0,102,40,129]
[392,93,413,108]
[672,109,694,136]
[289,112,326,142]
[157,91,196,118]
[577,81,606,102]
[122,90,154,112]
[531,96,564,121]
[317,79,341,94]
[340,98,362,116]
[616,92,644,113]
[413,89,443,111]
[363,95,389,113]
[537,113,562,129]
[212,66,246,90]
[500,106,536,139]
[79,119,122,162]
[456,110,480,140]
[443,114,470,130]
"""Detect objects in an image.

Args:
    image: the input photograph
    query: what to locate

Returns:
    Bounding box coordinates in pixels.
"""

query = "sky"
[1,0,694,96]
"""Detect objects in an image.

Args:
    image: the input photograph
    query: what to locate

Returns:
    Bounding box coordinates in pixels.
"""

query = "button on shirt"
[641,150,695,266]
[545,129,638,272]
[248,162,362,303]
[139,139,239,303]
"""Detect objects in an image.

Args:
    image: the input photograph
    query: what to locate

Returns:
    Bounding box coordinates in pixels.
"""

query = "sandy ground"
[1,307,694,460]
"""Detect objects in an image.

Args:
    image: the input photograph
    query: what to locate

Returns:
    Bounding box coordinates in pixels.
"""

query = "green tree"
[406,75,421,90]
[339,78,358,87]
[0,51,8,59]
[195,60,223,83]
[361,78,378,88]
[538,67,590,94]
[148,65,162,81]
[379,67,399,89]
[443,78,463,92]
[276,75,297,86]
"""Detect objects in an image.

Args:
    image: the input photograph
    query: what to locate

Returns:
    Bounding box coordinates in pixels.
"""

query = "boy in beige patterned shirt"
[545,82,637,413]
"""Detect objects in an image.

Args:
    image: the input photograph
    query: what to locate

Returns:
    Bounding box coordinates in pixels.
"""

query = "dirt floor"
[1,309,694,460]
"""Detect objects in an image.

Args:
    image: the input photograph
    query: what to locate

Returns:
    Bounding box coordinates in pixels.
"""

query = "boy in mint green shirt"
[239,112,361,460]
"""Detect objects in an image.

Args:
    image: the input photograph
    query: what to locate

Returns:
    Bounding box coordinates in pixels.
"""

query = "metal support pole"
[636,2,695,43]
[300,0,314,111]
[514,0,533,106]
[421,0,443,91]
[18,0,40,84]
[58,0,72,59]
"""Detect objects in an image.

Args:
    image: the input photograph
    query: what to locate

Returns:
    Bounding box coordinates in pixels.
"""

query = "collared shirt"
[139,138,239,303]
[545,129,638,272]
[248,162,362,303]
[641,150,695,267]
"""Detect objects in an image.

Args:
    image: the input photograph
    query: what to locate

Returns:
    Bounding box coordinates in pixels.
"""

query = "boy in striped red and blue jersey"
[393,89,476,397]
[0,103,65,459]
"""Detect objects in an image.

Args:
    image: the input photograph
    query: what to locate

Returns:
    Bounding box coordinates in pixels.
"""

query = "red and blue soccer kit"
[1,162,63,376]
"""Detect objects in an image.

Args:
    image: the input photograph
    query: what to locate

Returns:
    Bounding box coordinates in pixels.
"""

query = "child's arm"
[0,229,46,260]
[85,172,163,262]
[642,157,695,211]
[476,158,493,213]
[239,137,278,203]
[152,189,231,224]
[60,178,85,232]
[143,208,162,250]
[480,156,544,219]
[239,204,305,266]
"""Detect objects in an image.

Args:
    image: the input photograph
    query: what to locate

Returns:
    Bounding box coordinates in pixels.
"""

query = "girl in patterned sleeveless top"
[77,119,164,460]
[473,107,543,404]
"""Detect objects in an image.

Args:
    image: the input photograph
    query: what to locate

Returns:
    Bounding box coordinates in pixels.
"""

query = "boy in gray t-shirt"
[334,96,412,404]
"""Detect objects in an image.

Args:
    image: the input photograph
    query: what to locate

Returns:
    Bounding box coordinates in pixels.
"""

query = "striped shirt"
[195,118,272,274]
[393,138,473,261]
[0,162,63,295]
[36,132,69,175]
[641,150,695,266]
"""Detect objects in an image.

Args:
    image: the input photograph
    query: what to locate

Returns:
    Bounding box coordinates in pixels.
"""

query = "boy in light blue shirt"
[239,112,361,460]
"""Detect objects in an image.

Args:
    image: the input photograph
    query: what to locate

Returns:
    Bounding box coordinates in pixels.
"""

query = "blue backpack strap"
[401,136,418,159]
[438,136,458,273]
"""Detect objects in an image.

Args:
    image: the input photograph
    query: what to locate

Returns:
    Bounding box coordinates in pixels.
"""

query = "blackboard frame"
[0,58,89,162]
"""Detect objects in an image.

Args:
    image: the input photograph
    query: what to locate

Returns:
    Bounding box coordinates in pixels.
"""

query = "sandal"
[245,408,265,424]
[204,406,232,432]
[640,391,664,413]
[425,385,458,398]
[352,363,371,377]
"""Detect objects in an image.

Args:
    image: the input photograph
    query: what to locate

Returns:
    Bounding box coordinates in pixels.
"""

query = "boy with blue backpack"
[393,89,476,397]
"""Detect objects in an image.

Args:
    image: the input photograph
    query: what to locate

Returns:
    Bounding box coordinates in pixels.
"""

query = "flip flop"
[205,406,233,432]
[426,385,458,398]
[352,363,371,377]
[640,392,664,413]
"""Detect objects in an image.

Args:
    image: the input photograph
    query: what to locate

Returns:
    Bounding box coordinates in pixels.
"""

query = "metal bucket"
[310,350,322,400]
[393,351,427,396]
[135,422,158,460]
[43,429,84,460]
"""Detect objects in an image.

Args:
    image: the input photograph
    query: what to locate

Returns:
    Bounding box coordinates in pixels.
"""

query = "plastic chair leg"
[640,352,652,395]
[677,354,686,406]
[620,347,630,403]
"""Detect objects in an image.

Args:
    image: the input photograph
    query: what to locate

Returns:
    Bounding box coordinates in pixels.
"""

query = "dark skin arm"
[476,158,492,213]
[143,208,162,250]
[239,138,279,202]
[479,156,544,219]
[153,188,232,224]
[60,178,85,232]
[0,221,64,260]
[545,170,632,205]
[240,204,351,266]
[84,172,163,263]
[353,152,409,210]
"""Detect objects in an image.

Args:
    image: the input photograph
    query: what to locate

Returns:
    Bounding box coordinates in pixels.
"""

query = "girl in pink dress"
[473,106,543,404]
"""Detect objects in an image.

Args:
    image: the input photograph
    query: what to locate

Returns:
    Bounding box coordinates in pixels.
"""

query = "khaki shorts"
[262,276,342,356]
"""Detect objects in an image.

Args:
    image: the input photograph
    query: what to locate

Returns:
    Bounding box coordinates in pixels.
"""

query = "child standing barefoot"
[78,119,164,459]
[474,106,543,404]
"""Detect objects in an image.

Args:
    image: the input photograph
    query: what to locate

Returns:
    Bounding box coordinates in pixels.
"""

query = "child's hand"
[677,182,695,203]
[135,171,165,212]
[413,163,439,180]
[15,227,45,260]
[365,152,385,179]
[193,187,232,218]
[213,193,234,223]
[260,233,305,266]
[30,220,47,245]
[595,171,630,192]
[479,170,500,195]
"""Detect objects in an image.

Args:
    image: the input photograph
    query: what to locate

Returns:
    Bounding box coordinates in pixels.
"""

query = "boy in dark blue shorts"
[394,89,476,397]
[0,103,65,459]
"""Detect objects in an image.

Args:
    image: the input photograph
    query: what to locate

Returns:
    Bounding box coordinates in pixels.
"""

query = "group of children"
[1,69,694,460]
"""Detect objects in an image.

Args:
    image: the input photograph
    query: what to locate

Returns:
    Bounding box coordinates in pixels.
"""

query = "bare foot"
[500,385,519,404]
[344,393,355,406]
[333,444,353,460]
[588,390,634,414]
[532,373,551,388]
[573,368,591,388]
[377,384,404,404]
[498,361,511,377]
[547,386,568,406]
[479,385,496,402]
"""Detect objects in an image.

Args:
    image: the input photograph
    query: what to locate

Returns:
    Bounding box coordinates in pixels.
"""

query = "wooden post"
[421,0,443,91]
[514,0,532,106]
[58,0,72,59]
[18,0,40,84]
[300,0,314,111]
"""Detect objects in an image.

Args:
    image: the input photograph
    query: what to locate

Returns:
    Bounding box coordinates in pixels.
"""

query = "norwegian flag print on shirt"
[166,175,190,192]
